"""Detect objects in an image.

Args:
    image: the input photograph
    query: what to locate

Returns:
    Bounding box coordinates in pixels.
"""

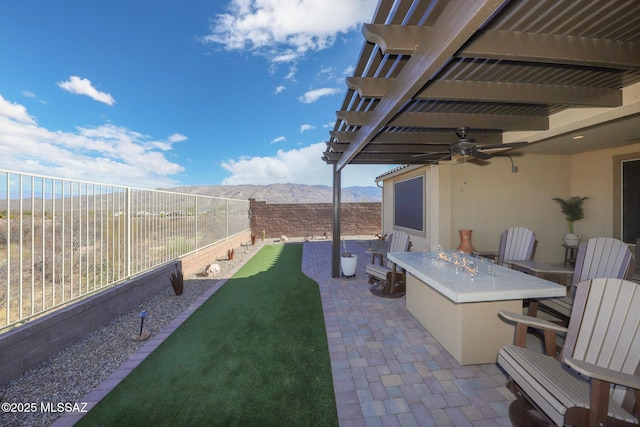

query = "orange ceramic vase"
[456,229,476,253]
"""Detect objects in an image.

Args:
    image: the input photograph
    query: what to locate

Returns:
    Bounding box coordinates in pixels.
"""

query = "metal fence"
[0,169,250,331]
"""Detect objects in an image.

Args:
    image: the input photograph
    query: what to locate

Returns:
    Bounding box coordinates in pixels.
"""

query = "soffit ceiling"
[322,0,640,168]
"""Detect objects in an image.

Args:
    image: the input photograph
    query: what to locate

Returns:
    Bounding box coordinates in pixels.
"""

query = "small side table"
[562,243,579,266]
[472,251,497,261]
[508,260,574,287]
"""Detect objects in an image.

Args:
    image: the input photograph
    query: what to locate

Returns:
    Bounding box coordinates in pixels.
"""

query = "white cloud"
[0,95,184,188]
[274,85,286,94]
[221,142,330,185]
[298,87,340,104]
[300,124,314,132]
[168,133,188,143]
[270,136,286,144]
[220,141,393,187]
[343,65,355,76]
[57,76,116,106]
[22,90,37,98]
[273,51,298,63]
[203,0,378,62]
[0,95,37,124]
[284,65,297,80]
[341,164,392,187]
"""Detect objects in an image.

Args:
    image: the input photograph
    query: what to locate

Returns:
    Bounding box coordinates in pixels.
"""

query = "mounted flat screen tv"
[394,176,424,233]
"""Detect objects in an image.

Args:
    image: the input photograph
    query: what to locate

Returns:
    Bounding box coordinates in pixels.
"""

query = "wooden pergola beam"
[347,77,622,107]
[363,23,640,69]
[336,0,511,171]
[337,111,549,131]
[330,130,503,144]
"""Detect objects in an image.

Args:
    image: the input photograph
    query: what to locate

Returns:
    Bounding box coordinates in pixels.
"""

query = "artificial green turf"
[78,244,338,427]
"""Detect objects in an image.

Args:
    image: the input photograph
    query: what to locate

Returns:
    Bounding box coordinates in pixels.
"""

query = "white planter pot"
[341,255,357,277]
[563,233,580,247]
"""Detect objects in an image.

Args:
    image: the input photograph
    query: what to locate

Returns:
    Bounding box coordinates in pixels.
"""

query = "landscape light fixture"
[139,311,147,337]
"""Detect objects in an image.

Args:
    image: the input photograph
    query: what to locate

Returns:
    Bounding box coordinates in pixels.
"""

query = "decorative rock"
[131,330,151,341]
[0,240,265,427]
[205,263,221,276]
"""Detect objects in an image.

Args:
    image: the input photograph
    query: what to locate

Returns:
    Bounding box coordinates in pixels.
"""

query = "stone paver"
[302,240,515,426]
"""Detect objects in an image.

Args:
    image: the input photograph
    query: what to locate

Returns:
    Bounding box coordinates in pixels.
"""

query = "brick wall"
[249,199,381,239]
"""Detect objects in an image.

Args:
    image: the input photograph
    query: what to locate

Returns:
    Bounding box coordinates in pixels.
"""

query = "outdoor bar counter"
[387,251,566,365]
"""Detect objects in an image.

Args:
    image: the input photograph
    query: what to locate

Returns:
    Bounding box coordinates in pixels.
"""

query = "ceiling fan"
[413,127,528,162]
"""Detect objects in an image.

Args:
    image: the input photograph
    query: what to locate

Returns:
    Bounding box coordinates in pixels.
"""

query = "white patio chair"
[498,278,640,427]
[497,227,537,266]
[528,237,632,323]
[366,231,411,297]
[634,237,640,275]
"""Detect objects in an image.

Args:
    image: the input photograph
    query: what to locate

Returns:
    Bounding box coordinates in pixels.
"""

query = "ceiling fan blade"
[503,141,528,149]
[470,150,492,160]
[479,141,528,150]
[419,128,529,164]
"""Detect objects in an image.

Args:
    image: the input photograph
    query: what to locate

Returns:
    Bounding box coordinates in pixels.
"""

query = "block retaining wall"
[249,199,381,239]
[0,230,251,386]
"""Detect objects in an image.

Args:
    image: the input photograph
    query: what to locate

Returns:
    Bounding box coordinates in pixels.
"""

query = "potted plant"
[552,196,589,247]
[340,240,357,277]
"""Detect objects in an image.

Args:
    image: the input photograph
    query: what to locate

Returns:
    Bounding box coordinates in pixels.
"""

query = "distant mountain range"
[162,183,381,203]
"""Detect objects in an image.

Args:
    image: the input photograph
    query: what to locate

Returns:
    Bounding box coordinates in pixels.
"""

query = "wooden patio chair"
[527,237,632,323]
[497,227,537,266]
[366,231,411,297]
[634,237,640,274]
[497,278,640,427]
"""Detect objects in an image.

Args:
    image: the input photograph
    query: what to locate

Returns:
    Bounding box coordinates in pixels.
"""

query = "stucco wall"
[571,143,640,241]
[450,155,571,262]
[379,142,640,263]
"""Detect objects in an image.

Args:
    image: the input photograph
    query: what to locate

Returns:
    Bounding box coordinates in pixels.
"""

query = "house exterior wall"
[444,154,570,263]
[249,199,381,239]
[378,142,640,264]
[571,143,640,242]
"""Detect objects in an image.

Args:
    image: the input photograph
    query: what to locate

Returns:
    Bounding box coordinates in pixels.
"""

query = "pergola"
[323,0,640,277]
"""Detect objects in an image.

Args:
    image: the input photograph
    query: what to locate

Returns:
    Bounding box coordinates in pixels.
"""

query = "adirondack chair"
[497,227,537,266]
[634,237,640,274]
[366,231,411,297]
[528,237,632,322]
[498,278,640,427]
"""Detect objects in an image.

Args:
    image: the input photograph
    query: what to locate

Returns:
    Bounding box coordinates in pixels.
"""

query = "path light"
[139,311,147,337]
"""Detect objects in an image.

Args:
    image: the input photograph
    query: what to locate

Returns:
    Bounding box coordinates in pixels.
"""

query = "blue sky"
[0,0,393,189]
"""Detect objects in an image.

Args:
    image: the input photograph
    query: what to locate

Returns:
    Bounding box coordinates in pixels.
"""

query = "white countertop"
[388,251,566,303]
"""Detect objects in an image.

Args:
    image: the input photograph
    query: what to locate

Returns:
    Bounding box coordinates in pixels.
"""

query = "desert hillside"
[162,183,381,203]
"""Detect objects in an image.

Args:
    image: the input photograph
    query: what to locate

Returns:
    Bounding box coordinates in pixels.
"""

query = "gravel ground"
[0,240,269,427]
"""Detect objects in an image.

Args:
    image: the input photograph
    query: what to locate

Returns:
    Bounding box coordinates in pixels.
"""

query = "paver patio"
[303,240,516,426]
